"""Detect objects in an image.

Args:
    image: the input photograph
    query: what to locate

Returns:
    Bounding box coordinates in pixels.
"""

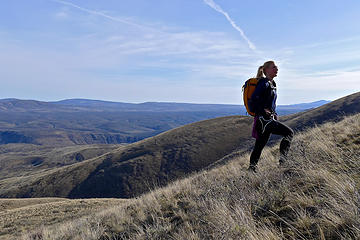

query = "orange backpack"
[242,78,259,116]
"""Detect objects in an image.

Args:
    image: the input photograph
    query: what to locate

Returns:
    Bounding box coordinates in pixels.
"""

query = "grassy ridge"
[23,113,360,239]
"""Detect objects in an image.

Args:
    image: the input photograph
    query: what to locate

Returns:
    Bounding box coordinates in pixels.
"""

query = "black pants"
[250,117,294,167]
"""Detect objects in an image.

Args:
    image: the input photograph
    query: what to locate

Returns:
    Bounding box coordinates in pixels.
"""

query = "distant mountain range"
[0,98,329,146]
[0,98,329,113]
[53,99,330,113]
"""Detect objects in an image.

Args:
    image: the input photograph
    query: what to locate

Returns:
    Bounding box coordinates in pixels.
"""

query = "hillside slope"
[0,116,253,198]
[1,92,359,199]
[23,113,360,240]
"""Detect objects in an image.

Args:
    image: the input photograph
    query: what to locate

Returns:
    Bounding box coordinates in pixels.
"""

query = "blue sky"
[0,0,359,104]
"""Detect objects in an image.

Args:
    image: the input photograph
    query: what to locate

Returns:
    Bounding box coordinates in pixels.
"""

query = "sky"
[0,0,359,104]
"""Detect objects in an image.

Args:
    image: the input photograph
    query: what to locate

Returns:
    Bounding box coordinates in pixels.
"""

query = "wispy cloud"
[278,69,360,103]
[50,0,256,63]
[50,0,158,32]
[54,10,68,19]
[283,35,360,51]
[203,0,256,51]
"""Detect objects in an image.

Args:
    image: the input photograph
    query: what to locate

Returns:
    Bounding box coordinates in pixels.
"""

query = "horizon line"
[0,97,331,106]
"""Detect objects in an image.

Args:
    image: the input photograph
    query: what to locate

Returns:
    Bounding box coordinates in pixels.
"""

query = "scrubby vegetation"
[22,113,360,239]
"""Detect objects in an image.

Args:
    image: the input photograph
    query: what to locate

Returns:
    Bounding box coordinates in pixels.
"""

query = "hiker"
[248,61,294,172]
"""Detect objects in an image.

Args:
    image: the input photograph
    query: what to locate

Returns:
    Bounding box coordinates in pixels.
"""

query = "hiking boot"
[247,165,257,173]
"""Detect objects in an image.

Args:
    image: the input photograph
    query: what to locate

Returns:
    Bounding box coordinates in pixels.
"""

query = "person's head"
[256,61,278,80]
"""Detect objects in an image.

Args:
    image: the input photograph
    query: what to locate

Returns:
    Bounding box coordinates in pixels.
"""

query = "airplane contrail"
[203,0,256,51]
[51,0,158,32]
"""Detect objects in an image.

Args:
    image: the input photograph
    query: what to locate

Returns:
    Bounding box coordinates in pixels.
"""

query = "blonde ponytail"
[256,66,264,79]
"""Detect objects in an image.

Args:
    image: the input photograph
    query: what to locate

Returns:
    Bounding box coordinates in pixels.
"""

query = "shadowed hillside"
[21,112,360,240]
[0,116,253,198]
[68,116,253,198]
[0,92,359,199]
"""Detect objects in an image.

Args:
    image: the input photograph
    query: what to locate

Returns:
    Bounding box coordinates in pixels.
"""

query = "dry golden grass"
[0,198,127,240]
[0,198,66,211]
[19,113,360,240]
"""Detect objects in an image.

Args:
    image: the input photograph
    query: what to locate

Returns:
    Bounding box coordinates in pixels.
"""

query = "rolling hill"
[0,92,358,199]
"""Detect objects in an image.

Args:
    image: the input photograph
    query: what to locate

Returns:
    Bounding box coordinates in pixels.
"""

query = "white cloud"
[282,35,360,51]
[281,69,360,91]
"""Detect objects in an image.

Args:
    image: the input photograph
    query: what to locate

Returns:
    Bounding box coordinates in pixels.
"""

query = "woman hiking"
[248,60,294,172]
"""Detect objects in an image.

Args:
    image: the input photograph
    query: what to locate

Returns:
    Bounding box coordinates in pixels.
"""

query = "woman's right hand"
[264,108,272,117]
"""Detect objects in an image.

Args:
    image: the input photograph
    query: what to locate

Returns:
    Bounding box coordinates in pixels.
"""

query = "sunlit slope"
[25,113,360,240]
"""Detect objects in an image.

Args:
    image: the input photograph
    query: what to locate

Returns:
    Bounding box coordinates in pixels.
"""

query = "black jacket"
[249,77,277,117]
